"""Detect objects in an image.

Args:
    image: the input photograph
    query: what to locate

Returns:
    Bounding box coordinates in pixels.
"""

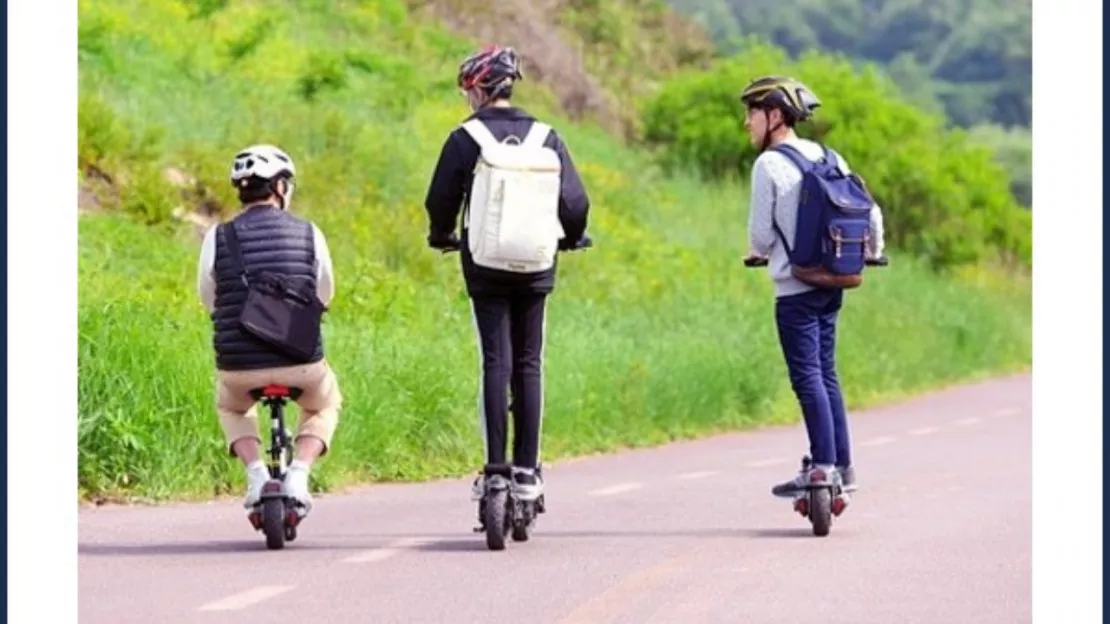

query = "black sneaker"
[510,467,544,502]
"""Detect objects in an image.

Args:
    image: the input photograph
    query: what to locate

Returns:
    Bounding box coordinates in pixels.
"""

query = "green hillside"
[77,0,1032,502]
[666,0,1032,129]
[664,0,1034,207]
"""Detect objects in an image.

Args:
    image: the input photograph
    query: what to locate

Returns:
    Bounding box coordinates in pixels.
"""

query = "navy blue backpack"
[770,143,876,289]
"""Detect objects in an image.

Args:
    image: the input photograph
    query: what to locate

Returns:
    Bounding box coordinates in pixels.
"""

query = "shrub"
[641,38,1032,269]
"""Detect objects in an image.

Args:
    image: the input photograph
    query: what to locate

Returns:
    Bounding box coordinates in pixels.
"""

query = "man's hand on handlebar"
[559,234,593,251]
[743,253,768,267]
[427,231,460,253]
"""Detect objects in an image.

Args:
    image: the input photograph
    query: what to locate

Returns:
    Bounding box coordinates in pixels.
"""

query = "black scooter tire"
[511,501,531,542]
[263,499,286,550]
[484,489,509,551]
[810,488,832,537]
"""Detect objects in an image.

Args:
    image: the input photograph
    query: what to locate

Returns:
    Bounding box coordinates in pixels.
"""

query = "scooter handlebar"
[742,256,889,268]
[433,235,594,254]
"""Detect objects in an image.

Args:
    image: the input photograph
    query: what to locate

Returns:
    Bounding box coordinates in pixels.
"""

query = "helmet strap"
[760,111,785,152]
[271,177,293,210]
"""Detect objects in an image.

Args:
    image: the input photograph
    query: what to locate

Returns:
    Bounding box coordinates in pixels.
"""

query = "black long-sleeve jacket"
[423,106,591,297]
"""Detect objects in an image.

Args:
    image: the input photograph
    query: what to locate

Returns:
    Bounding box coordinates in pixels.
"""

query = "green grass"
[77,0,1032,502]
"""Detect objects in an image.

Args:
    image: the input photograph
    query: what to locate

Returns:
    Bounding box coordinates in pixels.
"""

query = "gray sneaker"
[771,456,837,498]
[838,465,858,493]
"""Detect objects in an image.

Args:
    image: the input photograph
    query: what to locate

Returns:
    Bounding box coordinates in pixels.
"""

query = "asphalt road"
[79,375,1031,624]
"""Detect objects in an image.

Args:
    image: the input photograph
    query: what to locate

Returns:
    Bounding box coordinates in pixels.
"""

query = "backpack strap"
[776,142,845,173]
[219,221,252,287]
[766,146,812,257]
[770,143,813,173]
[770,203,793,256]
[461,119,500,152]
[521,121,552,149]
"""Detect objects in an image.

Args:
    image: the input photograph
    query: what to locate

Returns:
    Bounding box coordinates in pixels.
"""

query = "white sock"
[289,459,311,474]
[246,460,267,476]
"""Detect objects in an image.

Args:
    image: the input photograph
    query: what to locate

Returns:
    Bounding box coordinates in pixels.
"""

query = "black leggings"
[470,293,547,469]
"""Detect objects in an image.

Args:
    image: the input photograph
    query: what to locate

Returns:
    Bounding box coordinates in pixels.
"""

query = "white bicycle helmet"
[229,144,297,208]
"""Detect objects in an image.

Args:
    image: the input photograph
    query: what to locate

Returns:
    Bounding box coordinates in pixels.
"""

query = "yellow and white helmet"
[739,76,821,124]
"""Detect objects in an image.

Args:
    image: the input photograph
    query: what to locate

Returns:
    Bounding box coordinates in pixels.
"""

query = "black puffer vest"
[211,205,324,371]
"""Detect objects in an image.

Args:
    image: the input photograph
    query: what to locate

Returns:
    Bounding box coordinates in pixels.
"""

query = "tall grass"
[77,0,1032,501]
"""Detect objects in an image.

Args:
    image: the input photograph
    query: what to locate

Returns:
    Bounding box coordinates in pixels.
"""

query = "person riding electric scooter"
[422,44,592,550]
[739,76,886,516]
[196,144,344,537]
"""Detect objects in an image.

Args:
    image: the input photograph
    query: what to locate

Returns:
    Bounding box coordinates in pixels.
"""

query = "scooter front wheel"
[511,500,535,542]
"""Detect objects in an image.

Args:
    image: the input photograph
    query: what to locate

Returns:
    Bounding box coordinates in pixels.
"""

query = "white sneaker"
[282,464,313,517]
[243,463,270,510]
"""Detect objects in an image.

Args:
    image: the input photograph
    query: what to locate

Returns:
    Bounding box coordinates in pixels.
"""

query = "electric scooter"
[744,254,888,536]
[246,384,304,550]
[472,463,547,551]
[436,233,591,550]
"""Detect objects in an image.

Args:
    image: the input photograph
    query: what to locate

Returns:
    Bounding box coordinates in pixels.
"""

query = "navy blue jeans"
[774,288,851,468]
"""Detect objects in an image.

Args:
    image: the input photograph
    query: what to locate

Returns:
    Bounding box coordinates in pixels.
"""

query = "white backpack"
[461,119,565,273]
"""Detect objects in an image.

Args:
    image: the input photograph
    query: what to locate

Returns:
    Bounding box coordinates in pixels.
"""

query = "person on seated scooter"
[422,44,591,505]
[196,144,343,521]
[739,76,886,498]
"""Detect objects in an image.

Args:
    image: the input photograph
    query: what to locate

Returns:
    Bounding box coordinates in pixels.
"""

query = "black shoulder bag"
[221,221,327,361]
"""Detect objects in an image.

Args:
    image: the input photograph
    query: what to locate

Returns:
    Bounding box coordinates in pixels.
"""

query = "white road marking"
[676,470,719,480]
[955,417,982,426]
[861,436,897,447]
[992,407,1022,418]
[910,427,938,436]
[199,586,294,611]
[343,537,431,563]
[589,482,644,496]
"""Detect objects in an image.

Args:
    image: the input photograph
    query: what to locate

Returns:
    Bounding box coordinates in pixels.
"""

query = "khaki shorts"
[215,359,342,456]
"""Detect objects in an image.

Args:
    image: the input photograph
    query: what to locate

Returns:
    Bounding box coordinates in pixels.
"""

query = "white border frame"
[4,0,1100,621]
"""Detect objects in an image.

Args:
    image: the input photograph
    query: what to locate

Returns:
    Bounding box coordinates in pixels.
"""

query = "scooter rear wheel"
[263,499,286,550]
[810,488,832,537]
[484,489,510,551]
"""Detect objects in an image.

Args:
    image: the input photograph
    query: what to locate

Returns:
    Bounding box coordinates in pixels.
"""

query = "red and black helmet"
[457,44,524,98]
